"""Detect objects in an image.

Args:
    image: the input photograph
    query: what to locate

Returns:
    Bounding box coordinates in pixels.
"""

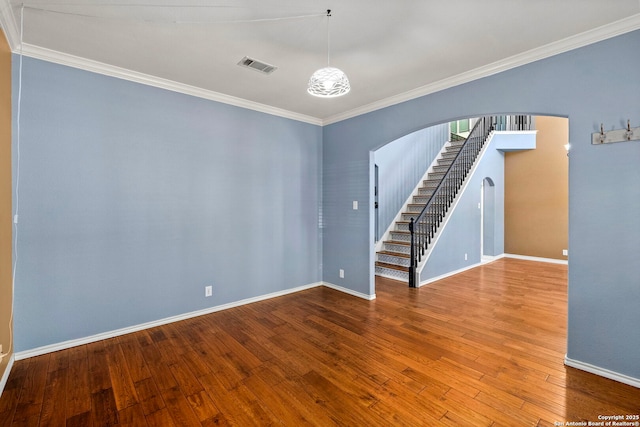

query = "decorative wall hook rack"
[592,119,640,145]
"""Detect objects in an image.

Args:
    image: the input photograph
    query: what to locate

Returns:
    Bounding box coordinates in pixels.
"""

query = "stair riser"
[401,211,440,220]
[422,183,439,190]
[377,254,411,267]
[399,219,438,230]
[431,167,466,177]
[418,195,450,203]
[401,213,420,221]
[396,222,410,232]
[396,221,435,232]
[413,196,437,204]
[412,197,429,204]
[432,166,451,173]
[390,232,410,242]
[407,201,447,213]
[423,177,461,187]
[383,243,410,254]
[375,266,409,282]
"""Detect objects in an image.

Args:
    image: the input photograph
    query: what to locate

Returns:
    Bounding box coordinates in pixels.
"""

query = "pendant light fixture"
[307,9,350,97]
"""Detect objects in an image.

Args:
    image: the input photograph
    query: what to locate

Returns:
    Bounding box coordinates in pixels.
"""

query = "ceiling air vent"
[238,56,277,75]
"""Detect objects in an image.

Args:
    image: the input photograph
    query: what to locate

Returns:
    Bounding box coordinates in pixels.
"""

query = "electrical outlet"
[352,201,358,210]
[464,253,468,261]
[562,249,568,256]
[339,269,344,278]
[205,286,212,297]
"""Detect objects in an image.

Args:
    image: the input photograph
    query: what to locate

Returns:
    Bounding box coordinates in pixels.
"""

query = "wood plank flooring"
[1,258,639,426]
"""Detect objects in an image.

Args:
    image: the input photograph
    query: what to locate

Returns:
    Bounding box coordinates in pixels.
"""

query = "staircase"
[376,115,512,286]
[375,115,533,286]
[375,136,468,282]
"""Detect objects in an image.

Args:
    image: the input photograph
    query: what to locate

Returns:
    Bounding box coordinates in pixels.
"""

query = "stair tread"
[383,240,410,246]
[402,217,439,224]
[398,212,438,221]
[377,250,410,258]
[375,262,409,272]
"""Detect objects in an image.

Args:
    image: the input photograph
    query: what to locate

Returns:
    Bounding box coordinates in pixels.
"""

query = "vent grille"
[238,56,277,75]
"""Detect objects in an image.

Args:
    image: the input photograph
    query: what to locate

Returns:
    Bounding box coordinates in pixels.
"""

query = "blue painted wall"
[373,123,449,240]
[13,58,322,351]
[323,30,640,379]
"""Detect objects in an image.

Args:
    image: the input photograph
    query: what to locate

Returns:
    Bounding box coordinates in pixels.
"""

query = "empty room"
[1,1,640,425]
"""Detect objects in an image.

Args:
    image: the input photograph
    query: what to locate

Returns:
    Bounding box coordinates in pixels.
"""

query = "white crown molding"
[0,0,19,49]
[323,13,640,125]
[17,43,323,126]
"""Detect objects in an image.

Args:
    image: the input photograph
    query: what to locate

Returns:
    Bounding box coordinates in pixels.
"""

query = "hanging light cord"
[0,5,22,363]
[326,9,331,67]
[21,4,326,25]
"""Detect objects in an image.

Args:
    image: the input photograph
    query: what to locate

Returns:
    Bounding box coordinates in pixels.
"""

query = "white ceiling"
[2,1,640,124]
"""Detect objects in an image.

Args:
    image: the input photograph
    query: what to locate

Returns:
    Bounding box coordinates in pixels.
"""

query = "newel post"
[409,218,417,288]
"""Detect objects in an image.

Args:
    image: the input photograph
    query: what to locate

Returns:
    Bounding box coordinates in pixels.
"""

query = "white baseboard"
[504,253,568,265]
[373,272,409,284]
[15,280,376,360]
[322,281,376,301]
[419,262,483,287]
[481,254,506,264]
[565,356,640,389]
[16,281,324,360]
[0,354,15,398]
[414,254,565,287]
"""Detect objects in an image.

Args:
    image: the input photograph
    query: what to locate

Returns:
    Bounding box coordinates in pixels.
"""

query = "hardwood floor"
[1,258,639,426]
